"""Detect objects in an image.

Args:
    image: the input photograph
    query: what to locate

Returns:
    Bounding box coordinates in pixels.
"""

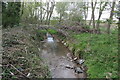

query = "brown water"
[41,38,86,78]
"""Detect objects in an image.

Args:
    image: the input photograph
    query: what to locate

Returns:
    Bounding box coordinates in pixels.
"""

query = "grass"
[68,29,118,78]
[48,29,57,34]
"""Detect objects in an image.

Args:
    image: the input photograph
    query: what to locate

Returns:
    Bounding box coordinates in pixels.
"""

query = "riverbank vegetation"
[2,27,51,79]
[2,0,119,79]
[54,24,118,78]
[66,30,118,78]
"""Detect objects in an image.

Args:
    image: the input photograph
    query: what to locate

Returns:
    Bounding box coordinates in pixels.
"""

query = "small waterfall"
[47,33,54,42]
[47,37,54,42]
[46,33,57,52]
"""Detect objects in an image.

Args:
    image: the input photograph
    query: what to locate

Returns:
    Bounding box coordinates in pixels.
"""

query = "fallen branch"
[10,64,29,79]
[9,71,14,76]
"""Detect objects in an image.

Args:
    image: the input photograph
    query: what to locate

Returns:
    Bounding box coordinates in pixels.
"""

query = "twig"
[38,48,41,52]
[9,71,14,76]
[65,65,74,69]
[26,73,31,77]
[25,46,28,54]
[10,64,29,79]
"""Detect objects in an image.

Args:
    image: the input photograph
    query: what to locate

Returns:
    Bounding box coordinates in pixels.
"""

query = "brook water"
[40,33,86,78]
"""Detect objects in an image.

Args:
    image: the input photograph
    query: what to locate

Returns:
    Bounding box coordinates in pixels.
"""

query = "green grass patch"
[48,29,57,34]
[71,31,118,78]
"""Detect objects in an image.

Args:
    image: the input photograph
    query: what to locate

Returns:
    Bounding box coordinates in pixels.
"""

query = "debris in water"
[73,57,78,61]
[64,42,67,45]
[74,67,83,73]
[77,59,85,65]
[66,53,73,61]
[65,65,74,69]
[27,73,31,77]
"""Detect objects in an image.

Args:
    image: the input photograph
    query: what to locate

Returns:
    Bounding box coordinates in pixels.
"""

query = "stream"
[40,33,86,78]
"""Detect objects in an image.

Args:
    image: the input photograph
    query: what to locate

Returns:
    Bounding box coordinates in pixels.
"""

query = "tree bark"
[48,2,55,25]
[107,1,115,34]
[83,2,89,25]
[59,13,62,23]
[91,2,97,33]
[89,2,97,27]
[96,2,108,33]
[40,3,43,24]
[89,16,92,25]
[45,2,50,25]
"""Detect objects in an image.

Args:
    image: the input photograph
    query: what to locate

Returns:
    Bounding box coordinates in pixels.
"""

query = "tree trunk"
[83,2,88,25]
[91,2,97,33]
[96,2,108,33]
[48,2,55,25]
[107,1,115,34]
[45,2,50,25]
[42,11,46,24]
[20,2,24,17]
[40,4,43,24]
[86,3,89,25]
[59,13,62,23]
[89,2,97,27]
[59,12,64,24]
[118,18,120,56]
[89,16,92,26]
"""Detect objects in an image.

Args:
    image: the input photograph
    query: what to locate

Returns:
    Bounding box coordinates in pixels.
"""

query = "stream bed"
[40,34,86,78]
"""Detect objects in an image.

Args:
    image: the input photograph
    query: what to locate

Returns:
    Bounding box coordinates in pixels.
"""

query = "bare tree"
[40,2,43,24]
[89,1,97,26]
[45,2,50,25]
[48,1,55,25]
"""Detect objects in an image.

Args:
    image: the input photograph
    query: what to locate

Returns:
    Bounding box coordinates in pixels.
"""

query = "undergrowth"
[2,26,51,79]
